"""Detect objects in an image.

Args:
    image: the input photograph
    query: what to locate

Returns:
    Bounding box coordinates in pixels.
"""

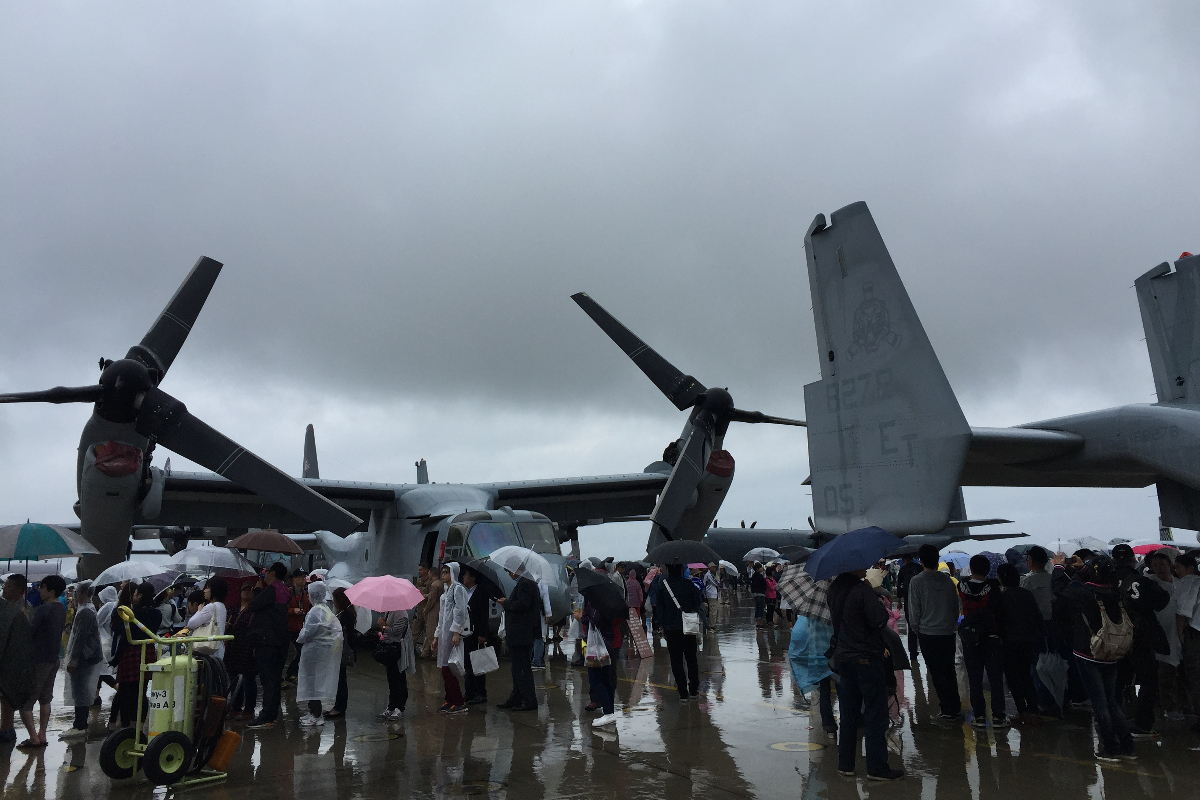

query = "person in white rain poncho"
[432,562,469,713]
[62,581,103,740]
[96,586,119,680]
[295,581,343,727]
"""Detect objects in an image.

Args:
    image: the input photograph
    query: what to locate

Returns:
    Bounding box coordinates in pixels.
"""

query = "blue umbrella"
[805,527,904,581]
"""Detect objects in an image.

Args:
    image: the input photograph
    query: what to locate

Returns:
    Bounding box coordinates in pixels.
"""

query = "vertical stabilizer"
[303,424,320,479]
[416,459,429,484]
[803,202,970,535]
[1135,254,1200,404]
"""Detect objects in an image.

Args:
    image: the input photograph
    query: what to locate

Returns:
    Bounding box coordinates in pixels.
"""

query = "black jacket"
[654,576,703,632]
[1117,566,1170,654]
[896,562,923,598]
[503,577,542,647]
[1061,580,1124,660]
[829,574,888,662]
[466,587,491,642]
[999,585,1044,646]
[750,573,767,594]
[247,582,288,648]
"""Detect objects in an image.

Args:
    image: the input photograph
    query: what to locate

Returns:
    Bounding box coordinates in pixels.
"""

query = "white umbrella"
[718,560,740,576]
[164,545,258,576]
[743,547,780,562]
[94,560,178,590]
[487,545,560,586]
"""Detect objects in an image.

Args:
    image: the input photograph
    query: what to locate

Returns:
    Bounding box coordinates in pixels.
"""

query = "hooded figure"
[295,581,343,717]
[63,581,103,733]
[435,563,469,668]
[95,586,119,677]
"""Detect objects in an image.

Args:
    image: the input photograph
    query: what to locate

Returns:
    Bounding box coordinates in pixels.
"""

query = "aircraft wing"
[155,471,393,531]
[483,471,669,526]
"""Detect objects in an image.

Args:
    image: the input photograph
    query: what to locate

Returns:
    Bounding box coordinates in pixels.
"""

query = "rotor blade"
[726,408,807,427]
[0,385,104,404]
[127,257,223,376]
[136,388,362,536]
[650,426,708,538]
[571,292,706,411]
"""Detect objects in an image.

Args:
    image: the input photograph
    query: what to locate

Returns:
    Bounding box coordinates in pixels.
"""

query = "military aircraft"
[0,260,806,612]
[802,201,1200,538]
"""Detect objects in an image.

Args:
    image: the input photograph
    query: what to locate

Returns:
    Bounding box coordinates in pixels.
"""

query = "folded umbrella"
[0,523,99,560]
[804,527,905,582]
[574,567,628,619]
[646,540,721,566]
[344,575,425,612]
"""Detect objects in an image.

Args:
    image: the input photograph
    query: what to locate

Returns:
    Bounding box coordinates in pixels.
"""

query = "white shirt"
[1174,574,1200,632]
[186,602,228,659]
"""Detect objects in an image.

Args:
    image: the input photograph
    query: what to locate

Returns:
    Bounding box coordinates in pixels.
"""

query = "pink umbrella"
[687,562,708,570]
[1133,543,1177,556]
[344,575,425,612]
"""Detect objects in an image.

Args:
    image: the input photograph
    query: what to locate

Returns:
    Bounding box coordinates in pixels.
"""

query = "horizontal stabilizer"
[966,531,1030,541]
[943,518,1012,528]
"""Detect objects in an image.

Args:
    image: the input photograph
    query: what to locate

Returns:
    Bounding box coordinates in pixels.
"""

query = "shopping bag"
[469,645,500,675]
[586,625,611,667]
[447,641,466,677]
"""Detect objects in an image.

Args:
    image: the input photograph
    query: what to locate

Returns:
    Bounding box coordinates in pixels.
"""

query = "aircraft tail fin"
[1134,253,1200,404]
[803,202,970,535]
[303,424,320,479]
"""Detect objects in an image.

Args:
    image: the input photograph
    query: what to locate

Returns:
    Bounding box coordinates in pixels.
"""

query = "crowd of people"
[804,541,1200,779]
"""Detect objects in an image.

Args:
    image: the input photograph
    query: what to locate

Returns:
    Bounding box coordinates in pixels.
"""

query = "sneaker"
[1094,750,1120,764]
[446,704,468,714]
[991,714,1010,729]
[936,713,961,723]
[532,664,546,671]
[437,703,453,714]
[867,768,904,781]
[299,714,324,727]
[1131,728,1158,740]
[837,769,856,777]
[1119,753,1138,763]
[377,708,394,720]
[247,718,275,730]
[388,709,404,722]
[971,717,988,729]
[467,696,487,706]
[60,727,87,741]
[592,713,617,727]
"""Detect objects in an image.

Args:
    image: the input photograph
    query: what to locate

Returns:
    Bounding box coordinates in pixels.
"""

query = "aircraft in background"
[801,202,1200,538]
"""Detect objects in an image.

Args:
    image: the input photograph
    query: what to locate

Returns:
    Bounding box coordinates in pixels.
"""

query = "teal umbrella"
[0,523,100,560]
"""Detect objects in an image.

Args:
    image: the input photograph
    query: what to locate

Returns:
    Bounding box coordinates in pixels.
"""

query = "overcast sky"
[2,1,1198,560]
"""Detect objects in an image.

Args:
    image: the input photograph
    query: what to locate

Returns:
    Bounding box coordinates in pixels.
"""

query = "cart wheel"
[99,727,140,780]
[142,731,194,786]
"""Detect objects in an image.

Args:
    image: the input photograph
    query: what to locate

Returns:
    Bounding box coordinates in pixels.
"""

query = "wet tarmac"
[3,597,1197,799]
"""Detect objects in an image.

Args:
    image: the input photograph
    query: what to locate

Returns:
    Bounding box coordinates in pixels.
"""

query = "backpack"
[1085,598,1134,662]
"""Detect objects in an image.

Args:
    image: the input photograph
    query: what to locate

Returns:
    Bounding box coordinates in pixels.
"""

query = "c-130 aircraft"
[800,201,1200,541]
[0,259,804,620]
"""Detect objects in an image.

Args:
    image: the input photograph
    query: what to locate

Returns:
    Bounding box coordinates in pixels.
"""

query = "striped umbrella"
[0,523,99,560]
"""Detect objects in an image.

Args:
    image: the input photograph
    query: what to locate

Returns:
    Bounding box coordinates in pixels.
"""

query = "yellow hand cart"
[99,605,238,788]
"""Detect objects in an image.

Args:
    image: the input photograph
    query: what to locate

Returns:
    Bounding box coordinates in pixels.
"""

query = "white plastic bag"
[586,624,611,667]
[470,645,500,675]
[447,641,466,677]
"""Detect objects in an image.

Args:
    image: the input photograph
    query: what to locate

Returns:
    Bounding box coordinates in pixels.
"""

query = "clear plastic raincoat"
[296,582,343,704]
[435,563,469,669]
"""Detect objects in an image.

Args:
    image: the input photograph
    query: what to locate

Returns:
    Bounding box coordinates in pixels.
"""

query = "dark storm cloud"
[1,1,1197,545]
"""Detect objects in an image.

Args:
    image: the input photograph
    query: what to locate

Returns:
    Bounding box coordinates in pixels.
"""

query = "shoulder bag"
[664,580,700,637]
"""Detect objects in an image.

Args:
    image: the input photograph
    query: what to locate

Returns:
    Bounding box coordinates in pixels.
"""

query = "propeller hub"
[95,358,154,424]
[701,387,734,418]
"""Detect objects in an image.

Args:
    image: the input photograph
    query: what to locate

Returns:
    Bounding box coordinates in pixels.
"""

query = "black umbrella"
[574,567,627,619]
[777,545,815,562]
[462,559,505,599]
[645,539,721,566]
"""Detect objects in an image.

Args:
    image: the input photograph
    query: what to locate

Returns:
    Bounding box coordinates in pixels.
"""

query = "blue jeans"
[1076,658,1133,756]
[588,664,616,714]
[836,656,890,774]
[819,677,837,732]
[532,637,545,667]
[753,595,766,621]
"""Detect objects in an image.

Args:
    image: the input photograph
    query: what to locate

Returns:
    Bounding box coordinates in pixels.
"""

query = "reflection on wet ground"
[3,597,1196,799]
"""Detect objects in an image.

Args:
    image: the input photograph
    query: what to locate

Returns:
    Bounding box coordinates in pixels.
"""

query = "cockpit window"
[467,522,520,558]
[518,521,559,555]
